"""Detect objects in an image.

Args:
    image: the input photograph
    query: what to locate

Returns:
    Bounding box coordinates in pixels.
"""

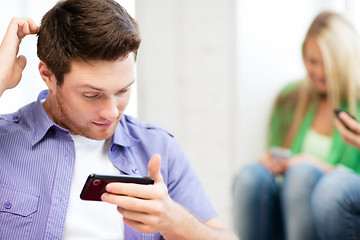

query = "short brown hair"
[37,0,141,85]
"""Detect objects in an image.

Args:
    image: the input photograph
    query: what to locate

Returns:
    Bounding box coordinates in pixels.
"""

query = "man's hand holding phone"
[98,154,177,234]
[334,109,360,149]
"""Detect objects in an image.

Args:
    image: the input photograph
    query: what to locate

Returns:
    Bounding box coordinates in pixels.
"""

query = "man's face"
[45,54,135,140]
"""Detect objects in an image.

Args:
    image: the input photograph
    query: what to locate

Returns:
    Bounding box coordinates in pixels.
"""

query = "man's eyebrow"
[121,79,136,90]
[82,79,136,91]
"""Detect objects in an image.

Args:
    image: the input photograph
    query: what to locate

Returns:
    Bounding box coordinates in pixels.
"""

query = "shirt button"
[4,201,12,209]
[132,168,139,174]
[12,116,19,122]
[110,145,116,152]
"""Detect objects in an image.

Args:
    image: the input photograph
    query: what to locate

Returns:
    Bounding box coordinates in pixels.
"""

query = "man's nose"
[99,97,119,120]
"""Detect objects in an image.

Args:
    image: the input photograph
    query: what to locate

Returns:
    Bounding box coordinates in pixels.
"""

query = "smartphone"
[269,147,291,160]
[80,174,154,201]
[334,108,357,133]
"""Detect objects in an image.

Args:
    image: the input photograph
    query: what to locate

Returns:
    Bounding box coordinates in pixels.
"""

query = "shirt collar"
[31,90,69,146]
[110,118,140,176]
[112,116,139,147]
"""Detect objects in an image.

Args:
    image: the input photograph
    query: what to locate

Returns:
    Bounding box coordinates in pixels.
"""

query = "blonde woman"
[233,11,360,240]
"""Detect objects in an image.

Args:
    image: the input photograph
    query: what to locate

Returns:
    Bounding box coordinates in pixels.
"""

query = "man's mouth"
[93,121,114,128]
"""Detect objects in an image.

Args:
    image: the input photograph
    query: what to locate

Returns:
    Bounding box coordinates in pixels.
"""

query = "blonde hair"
[283,11,360,147]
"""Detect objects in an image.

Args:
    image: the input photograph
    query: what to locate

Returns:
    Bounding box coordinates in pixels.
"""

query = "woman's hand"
[259,151,334,174]
[335,111,360,149]
[258,152,286,175]
[284,153,334,172]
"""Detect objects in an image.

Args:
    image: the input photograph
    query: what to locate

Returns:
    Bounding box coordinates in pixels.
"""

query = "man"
[0,0,238,239]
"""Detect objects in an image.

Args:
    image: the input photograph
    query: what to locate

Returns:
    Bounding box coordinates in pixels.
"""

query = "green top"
[268,81,360,174]
[302,128,332,161]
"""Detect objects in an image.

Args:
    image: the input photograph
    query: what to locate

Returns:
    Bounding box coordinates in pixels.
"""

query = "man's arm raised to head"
[0,17,39,97]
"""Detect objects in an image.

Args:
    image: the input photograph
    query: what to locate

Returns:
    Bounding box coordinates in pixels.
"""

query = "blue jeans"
[312,171,360,240]
[232,163,323,240]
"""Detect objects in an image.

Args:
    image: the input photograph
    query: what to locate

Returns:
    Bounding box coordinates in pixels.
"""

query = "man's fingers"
[17,22,30,38]
[102,192,162,215]
[18,18,39,36]
[1,18,39,51]
[16,18,39,38]
[105,182,157,200]
[27,18,39,34]
[8,18,31,40]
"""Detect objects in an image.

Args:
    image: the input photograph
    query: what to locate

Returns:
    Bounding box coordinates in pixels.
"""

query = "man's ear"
[38,61,56,89]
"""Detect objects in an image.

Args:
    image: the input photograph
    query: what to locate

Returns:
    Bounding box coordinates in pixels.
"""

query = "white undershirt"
[63,134,124,240]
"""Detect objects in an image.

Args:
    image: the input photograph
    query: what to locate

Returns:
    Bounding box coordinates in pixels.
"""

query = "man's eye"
[83,94,99,99]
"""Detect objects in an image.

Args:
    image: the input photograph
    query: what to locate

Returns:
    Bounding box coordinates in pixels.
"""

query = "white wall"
[236,1,319,170]
[135,0,238,229]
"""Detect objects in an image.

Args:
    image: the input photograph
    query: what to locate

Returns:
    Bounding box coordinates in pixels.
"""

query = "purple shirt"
[0,90,217,240]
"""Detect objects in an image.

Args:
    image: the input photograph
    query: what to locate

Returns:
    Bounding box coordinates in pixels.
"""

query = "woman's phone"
[80,174,154,201]
[269,147,291,160]
[334,108,357,133]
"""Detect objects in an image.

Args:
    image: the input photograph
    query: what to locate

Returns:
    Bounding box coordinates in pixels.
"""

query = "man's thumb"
[148,154,163,183]
[17,55,27,71]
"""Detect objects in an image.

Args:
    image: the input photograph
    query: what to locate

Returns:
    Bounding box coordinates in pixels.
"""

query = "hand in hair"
[335,111,360,149]
[0,18,39,97]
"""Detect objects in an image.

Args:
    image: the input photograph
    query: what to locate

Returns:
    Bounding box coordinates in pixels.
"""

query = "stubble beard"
[53,91,119,140]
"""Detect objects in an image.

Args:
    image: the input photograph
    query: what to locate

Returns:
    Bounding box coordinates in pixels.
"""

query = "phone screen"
[80,174,154,201]
[269,147,291,160]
